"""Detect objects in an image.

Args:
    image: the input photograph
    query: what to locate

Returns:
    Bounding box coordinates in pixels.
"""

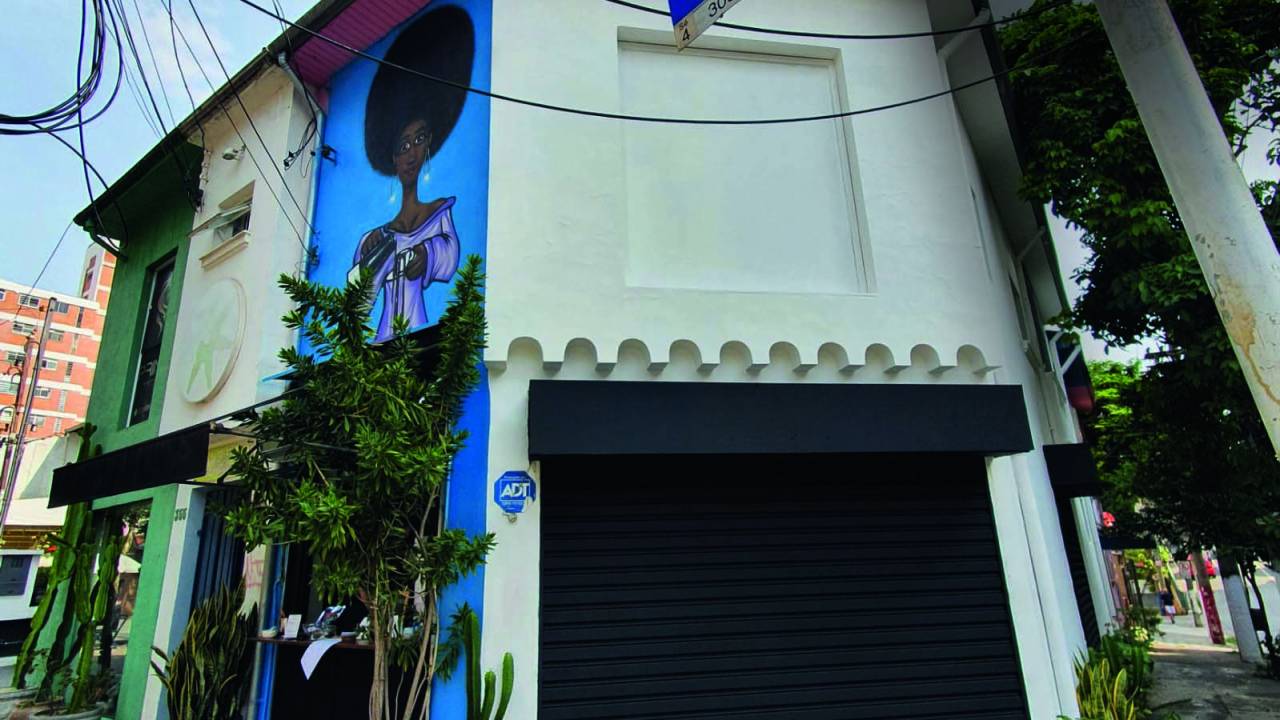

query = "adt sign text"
[494,470,537,514]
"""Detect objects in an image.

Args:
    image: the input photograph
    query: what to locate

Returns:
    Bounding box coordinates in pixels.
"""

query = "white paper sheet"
[283,614,302,640]
[301,638,341,680]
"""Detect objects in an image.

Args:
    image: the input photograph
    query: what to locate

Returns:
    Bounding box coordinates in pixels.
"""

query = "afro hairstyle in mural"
[364,5,475,176]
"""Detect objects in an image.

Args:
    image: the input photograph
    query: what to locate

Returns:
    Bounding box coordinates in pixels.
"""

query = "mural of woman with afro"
[349,5,474,342]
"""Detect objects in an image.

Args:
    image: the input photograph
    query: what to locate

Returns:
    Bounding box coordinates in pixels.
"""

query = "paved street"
[1149,641,1280,719]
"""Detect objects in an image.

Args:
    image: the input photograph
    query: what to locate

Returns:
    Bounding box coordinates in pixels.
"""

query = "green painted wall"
[52,148,200,719]
[85,170,194,454]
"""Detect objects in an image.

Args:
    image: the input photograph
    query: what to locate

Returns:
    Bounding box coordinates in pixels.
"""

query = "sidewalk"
[1149,640,1280,719]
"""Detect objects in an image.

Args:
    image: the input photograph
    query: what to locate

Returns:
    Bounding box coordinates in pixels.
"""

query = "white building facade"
[475,2,1108,718]
[55,2,1118,717]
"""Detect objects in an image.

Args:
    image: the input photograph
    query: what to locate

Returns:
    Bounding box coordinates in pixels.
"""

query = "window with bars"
[57,390,67,411]
[18,294,40,309]
[12,322,35,336]
[64,361,74,381]
[0,380,16,395]
[53,418,62,433]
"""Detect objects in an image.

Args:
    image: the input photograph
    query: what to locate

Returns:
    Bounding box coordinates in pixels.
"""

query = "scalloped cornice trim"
[488,338,999,379]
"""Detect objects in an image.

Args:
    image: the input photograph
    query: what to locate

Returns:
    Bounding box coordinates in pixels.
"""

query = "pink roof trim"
[292,0,432,88]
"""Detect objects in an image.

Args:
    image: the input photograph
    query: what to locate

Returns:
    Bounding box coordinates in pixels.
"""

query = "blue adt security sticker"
[494,471,536,514]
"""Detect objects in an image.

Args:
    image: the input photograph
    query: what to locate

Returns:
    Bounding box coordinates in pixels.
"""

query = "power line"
[164,0,199,112]
[601,0,1072,40]
[118,49,164,137]
[0,0,112,135]
[160,0,207,149]
[236,0,1087,127]
[129,0,177,127]
[31,124,128,254]
[72,0,129,253]
[107,0,199,209]
[186,0,317,238]
[161,1,309,253]
[0,222,76,332]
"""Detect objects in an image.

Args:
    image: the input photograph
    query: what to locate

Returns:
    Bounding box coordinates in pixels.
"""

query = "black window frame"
[127,256,176,426]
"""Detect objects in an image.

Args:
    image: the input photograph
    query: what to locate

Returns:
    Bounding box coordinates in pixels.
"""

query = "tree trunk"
[369,604,386,720]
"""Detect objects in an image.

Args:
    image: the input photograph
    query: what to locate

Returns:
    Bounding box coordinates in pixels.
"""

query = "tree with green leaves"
[1002,1,1280,560]
[223,256,491,720]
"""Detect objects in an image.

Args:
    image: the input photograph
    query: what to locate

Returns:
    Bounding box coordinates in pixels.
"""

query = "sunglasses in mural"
[349,6,475,342]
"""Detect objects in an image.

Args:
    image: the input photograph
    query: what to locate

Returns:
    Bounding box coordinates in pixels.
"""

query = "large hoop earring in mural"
[418,131,434,191]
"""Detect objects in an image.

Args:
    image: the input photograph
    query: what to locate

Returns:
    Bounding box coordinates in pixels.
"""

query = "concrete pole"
[1095,0,1280,455]
[1221,555,1264,663]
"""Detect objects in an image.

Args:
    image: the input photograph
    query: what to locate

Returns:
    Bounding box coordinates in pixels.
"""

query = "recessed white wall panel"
[620,44,863,293]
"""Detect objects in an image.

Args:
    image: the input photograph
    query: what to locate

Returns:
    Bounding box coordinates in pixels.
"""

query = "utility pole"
[1221,553,1264,663]
[1095,0,1280,456]
[0,341,37,511]
[0,298,58,534]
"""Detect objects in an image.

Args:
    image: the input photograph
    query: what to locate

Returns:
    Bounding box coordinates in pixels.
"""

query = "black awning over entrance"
[49,425,209,508]
[1044,443,1104,498]
[528,381,1033,458]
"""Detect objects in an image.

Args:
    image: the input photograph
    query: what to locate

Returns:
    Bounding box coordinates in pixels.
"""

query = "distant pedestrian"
[1160,589,1176,623]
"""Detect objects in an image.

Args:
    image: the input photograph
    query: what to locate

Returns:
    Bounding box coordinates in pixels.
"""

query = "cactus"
[457,604,514,720]
[11,425,98,690]
[67,516,122,712]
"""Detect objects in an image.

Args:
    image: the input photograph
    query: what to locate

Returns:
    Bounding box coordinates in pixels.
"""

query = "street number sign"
[669,0,745,49]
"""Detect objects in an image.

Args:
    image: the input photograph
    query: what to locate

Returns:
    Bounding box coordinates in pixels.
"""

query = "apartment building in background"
[0,244,113,440]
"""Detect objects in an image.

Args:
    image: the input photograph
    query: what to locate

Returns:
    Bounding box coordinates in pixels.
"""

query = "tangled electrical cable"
[0,0,122,135]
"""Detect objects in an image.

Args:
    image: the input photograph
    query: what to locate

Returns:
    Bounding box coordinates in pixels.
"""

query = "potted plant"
[151,581,258,720]
[28,671,117,720]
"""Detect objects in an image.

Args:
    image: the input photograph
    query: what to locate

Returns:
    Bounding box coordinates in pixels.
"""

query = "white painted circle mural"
[176,278,246,403]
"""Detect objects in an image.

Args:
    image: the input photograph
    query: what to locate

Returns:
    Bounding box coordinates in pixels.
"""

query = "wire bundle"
[0,0,122,136]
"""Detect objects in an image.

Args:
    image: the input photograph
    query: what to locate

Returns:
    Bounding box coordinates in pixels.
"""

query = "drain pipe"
[277,53,324,271]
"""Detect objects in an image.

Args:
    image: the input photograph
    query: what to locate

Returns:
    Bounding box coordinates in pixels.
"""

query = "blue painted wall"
[304,1,492,716]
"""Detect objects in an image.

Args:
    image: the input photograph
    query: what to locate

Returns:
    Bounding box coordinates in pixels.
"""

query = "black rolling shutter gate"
[531,382,1035,719]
